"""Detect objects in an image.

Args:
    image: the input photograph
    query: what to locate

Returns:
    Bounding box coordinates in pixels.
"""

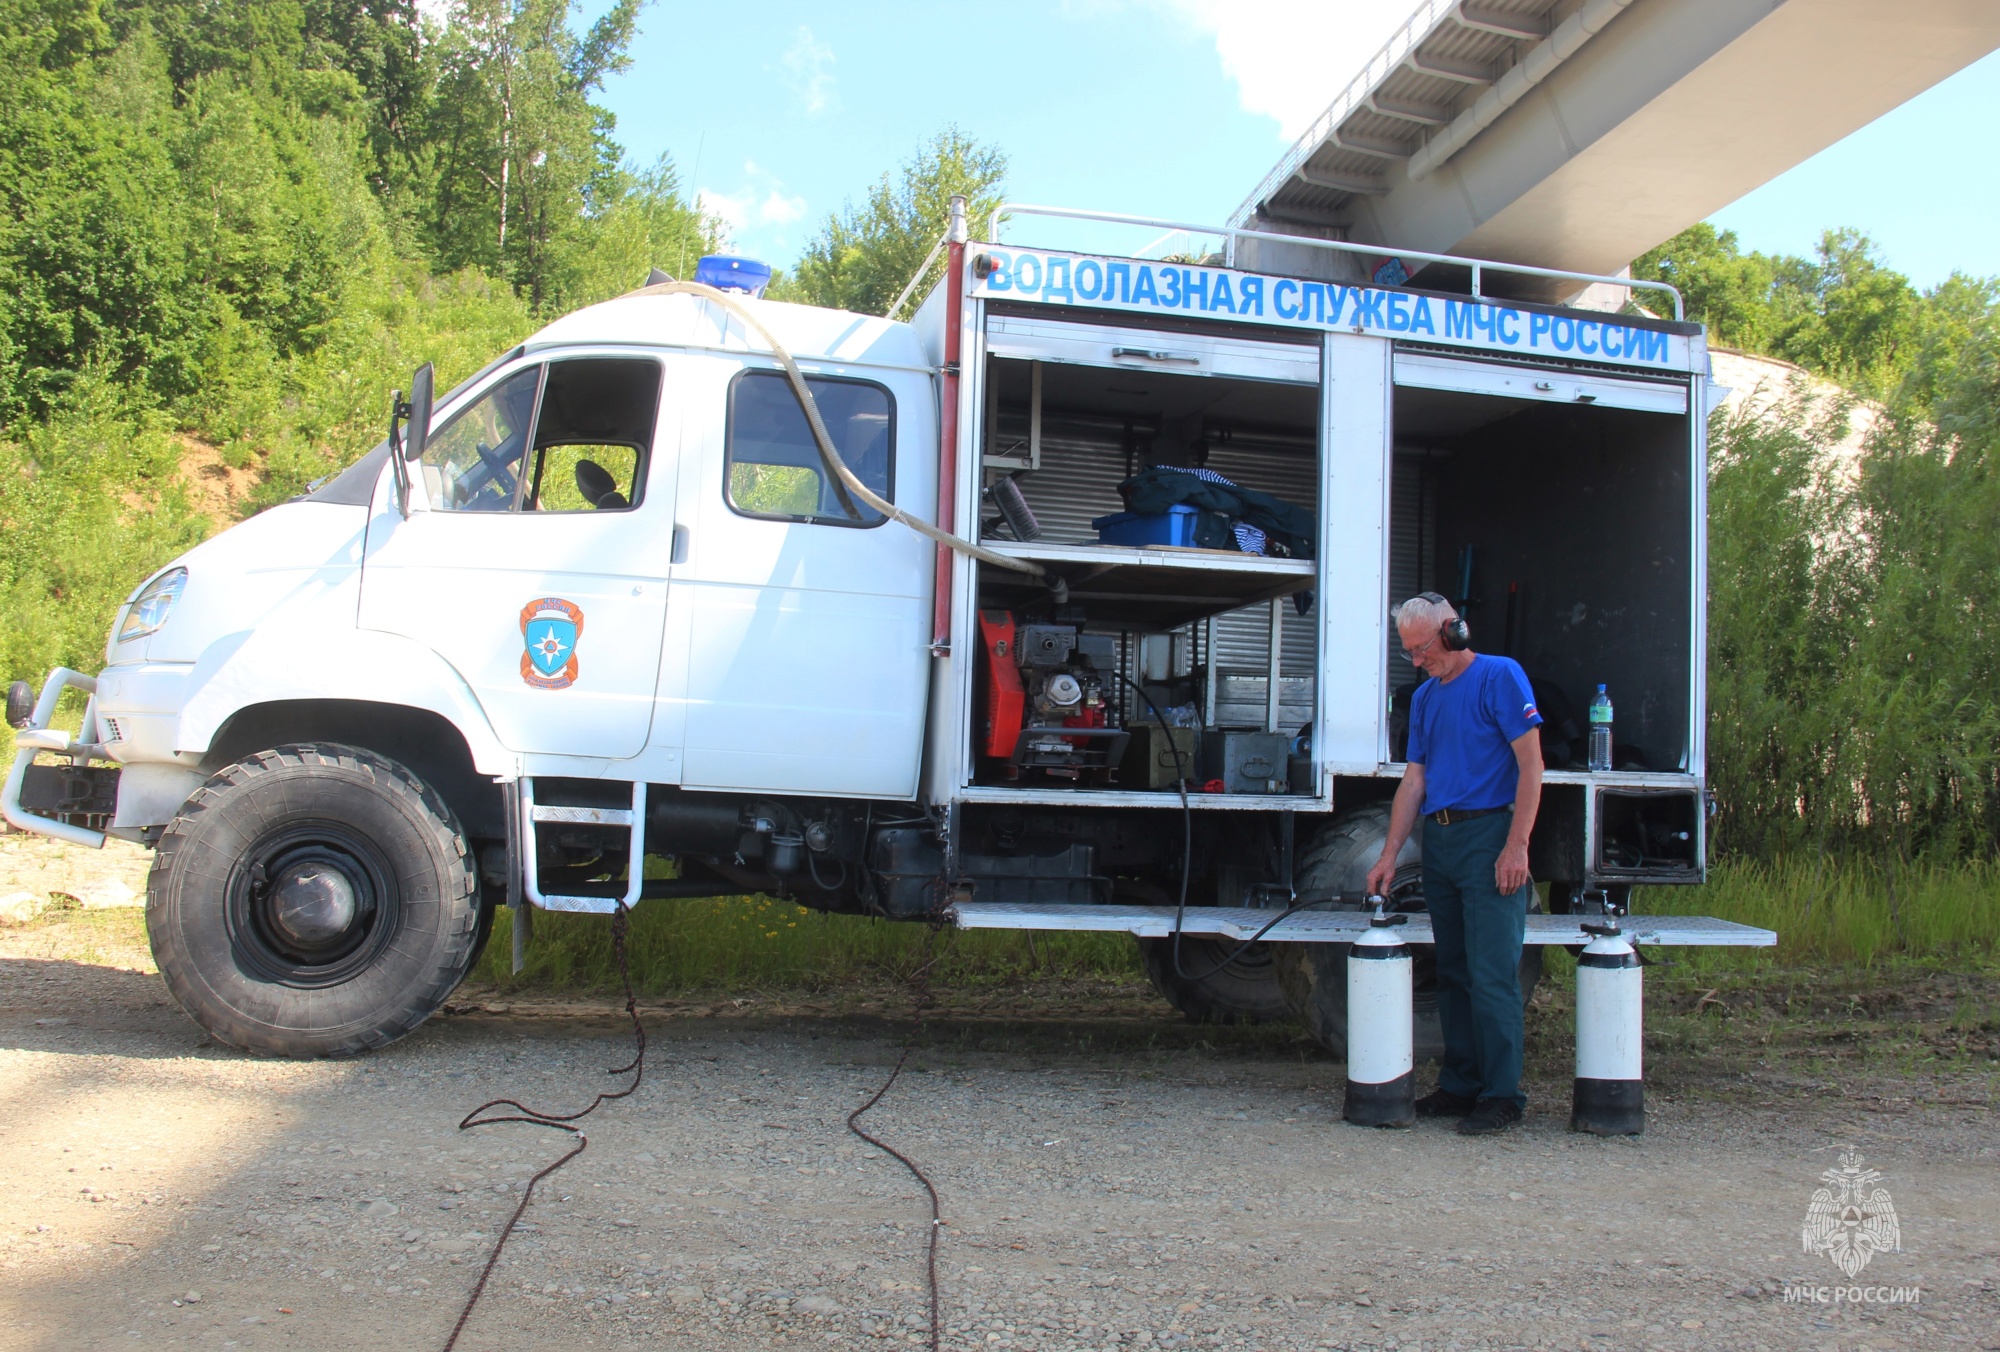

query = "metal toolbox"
[1197,730,1293,794]
[1120,724,1200,790]
[1202,668,1315,731]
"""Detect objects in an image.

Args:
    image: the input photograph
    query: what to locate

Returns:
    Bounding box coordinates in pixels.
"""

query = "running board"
[521,779,647,915]
[946,902,1776,947]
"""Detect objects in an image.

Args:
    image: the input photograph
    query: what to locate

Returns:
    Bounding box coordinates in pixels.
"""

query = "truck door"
[357,352,679,760]
[657,356,933,798]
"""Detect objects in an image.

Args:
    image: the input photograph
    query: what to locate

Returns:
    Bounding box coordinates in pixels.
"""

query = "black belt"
[1429,805,1510,826]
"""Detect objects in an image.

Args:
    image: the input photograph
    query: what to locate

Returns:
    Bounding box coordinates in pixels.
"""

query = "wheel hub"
[269,858,367,952]
[242,837,385,972]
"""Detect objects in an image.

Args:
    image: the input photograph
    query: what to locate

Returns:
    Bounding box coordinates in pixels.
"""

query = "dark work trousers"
[1423,811,1529,1110]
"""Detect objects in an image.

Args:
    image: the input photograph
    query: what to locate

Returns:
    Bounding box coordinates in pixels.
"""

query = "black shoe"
[1455,1098,1524,1135]
[1415,1088,1477,1118]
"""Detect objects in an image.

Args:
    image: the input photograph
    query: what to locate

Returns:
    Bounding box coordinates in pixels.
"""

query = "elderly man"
[1366,593,1543,1135]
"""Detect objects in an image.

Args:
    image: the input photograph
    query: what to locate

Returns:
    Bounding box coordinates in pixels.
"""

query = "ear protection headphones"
[1416,591,1471,651]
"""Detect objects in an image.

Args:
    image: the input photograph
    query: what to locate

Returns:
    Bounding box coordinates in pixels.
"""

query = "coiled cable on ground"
[848,1045,944,1352]
[441,897,947,1352]
[442,902,648,1352]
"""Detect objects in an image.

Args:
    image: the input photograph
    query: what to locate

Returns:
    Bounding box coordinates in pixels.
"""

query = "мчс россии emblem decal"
[520,597,585,690]
[1802,1150,1901,1278]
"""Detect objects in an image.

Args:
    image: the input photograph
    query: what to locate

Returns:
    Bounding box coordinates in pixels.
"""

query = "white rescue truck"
[5,203,1774,1058]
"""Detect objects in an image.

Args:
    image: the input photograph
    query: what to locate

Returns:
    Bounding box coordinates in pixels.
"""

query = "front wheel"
[147,744,482,1057]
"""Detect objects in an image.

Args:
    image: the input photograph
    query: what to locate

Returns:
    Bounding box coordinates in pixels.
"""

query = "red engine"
[977,610,1129,782]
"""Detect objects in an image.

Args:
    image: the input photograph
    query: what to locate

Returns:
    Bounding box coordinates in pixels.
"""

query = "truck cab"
[5,208,1743,1058]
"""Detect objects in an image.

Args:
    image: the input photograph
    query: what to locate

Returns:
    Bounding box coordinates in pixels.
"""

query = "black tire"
[1272,804,1542,1060]
[147,743,481,1058]
[1138,935,1290,1025]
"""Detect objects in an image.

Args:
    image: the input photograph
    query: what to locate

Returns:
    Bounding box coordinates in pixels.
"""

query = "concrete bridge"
[1229,0,2000,302]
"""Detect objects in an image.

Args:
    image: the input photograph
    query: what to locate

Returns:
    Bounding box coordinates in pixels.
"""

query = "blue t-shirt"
[1406,655,1542,815]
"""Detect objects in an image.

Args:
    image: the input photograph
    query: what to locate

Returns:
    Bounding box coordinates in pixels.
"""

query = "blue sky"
[587,2,2000,290]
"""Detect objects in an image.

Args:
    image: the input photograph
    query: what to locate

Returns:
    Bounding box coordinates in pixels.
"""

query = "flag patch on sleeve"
[1523,702,1539,719]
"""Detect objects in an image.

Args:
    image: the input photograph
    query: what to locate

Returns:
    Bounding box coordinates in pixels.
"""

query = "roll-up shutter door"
[988,316,1321,385]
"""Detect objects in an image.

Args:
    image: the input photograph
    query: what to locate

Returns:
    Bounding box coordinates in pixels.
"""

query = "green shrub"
[0,374,209,680]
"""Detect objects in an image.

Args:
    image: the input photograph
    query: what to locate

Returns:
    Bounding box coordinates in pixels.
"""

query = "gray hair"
[1391,593,1457,632]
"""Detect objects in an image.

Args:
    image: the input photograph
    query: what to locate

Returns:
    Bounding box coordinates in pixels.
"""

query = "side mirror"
[404,362,434,462]
[388,361,435,518]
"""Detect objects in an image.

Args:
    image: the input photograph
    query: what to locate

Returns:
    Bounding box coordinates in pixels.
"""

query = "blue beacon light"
[694,255,773,298]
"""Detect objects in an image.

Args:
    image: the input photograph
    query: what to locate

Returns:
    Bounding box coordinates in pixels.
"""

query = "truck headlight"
[118,567,187,643]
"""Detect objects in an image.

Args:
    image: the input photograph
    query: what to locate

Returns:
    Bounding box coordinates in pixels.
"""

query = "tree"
[425,0,640,309]
[0,3,205,417]
[1631,222,1793,352]
[1634,224,1998,405]
[781,128,1006,317]
[1702,289,2000,860]
[563,154,718,306]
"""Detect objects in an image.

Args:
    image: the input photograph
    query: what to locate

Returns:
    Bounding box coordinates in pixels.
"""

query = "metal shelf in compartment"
[953,785,1326,812]
[975,540,1314,630]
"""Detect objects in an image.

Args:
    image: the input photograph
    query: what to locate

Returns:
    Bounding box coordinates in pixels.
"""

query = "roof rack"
[986,202,1684,321]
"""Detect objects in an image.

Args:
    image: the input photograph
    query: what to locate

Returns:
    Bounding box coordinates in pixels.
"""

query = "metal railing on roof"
[986,203,1684,320]
[1228,0,1459,229]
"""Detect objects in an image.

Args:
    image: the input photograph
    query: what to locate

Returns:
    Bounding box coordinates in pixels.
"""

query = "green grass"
[1636,854,2000,973]
[474,854,1999,998]
[471,896,1146,998]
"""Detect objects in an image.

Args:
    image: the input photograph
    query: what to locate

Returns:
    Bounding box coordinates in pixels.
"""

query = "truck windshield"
[417,367,543,511]
[303,346,528,507]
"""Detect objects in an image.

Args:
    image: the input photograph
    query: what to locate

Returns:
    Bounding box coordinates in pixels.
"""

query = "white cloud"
[760,191,806,225]
[697,164,811,252]
[1156,0,1416,139]
[779,26,838,117]
[696,188,751,241]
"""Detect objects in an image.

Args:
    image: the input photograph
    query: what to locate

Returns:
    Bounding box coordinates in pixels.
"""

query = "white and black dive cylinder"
[1343,906,1415,1128]
[1571,923,1644,1135]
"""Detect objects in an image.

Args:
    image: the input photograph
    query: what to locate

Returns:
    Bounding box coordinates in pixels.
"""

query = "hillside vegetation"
[0,0,1994,872]
[1633,228,2000,861]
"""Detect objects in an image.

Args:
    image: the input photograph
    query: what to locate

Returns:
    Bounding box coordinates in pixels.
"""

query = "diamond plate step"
[946,902,1776,947]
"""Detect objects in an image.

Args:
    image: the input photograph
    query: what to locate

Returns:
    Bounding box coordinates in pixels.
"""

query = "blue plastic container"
[1091,505,1202,548]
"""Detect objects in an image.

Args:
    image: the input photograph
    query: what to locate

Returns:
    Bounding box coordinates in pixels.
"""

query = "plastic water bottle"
[1588,685,1614,772]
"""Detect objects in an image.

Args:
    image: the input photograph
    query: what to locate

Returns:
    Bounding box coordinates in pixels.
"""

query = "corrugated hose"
[632,279,1045,578]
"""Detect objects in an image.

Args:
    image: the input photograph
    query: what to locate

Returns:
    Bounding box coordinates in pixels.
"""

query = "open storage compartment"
[1595,786,1702,880]
[1387,353,1696,774]
[962,311,1326,805]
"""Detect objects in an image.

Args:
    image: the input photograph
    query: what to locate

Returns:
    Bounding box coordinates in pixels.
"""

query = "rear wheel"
[1138,935,1290,1025]
[1272,803,1542,1060]
[147,744,481,1057]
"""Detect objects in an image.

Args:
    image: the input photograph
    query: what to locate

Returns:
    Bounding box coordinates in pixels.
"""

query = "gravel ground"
[1,914,1997,1352]
[0,831,150,922]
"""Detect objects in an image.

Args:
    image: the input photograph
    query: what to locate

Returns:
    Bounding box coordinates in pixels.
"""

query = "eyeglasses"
[1401,634,1440,664]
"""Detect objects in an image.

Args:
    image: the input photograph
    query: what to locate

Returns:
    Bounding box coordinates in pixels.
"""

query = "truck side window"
[418,366,543,512]
[725,369,893,527]
[524,358,662,512]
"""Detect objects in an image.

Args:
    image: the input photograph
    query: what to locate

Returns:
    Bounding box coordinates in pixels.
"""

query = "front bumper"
[4,668,110,846]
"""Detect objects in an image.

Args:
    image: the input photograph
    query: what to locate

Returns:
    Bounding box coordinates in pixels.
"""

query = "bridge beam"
[1238,0,2000,300]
